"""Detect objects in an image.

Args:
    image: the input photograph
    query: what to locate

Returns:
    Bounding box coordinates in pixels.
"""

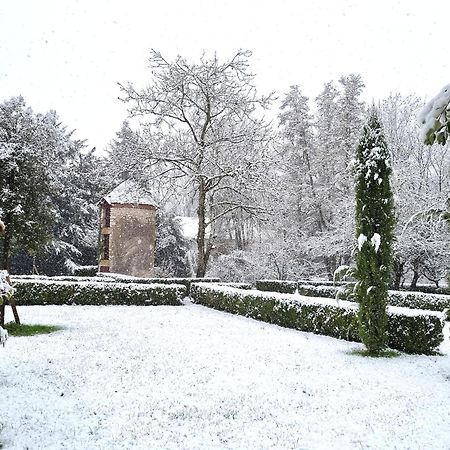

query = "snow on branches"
[419,84,450,145]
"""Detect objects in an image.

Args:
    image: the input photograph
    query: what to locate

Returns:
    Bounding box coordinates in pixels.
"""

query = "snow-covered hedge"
[72,265,98,277]
[12,275,115,283]
[256,280,450,320]
[387,291,450,317]
[13,274,221,295]
[255,280,298,294]
[190,284,445,354]
[295,284,450,320]
[297,279,349,287]
[13,280,186,306]
[256,279,350,294]
[96,274,220,294]
[297,284,339,299]
[403,285,450,296]
[218,282,253,290]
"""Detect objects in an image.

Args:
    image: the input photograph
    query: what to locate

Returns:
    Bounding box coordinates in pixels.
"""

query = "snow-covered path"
[1,304,449,450]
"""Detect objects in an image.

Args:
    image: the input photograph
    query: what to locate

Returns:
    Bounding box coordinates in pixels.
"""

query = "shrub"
[217,282,253,290]
[12,275,115,283]
[297,284,339,299]
[191,284,445,355]
[96,274,220,295]
[72,265,98,277]
[403,285,450,296]
[387,291,450,319]
[298,279,349,287]
[12,274,220,296]
[255,280,298,294]
[13,279,186,306]
[255,280,349,298]
[294,283,450,320]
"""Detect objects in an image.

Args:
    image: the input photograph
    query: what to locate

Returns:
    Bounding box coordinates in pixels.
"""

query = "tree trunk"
[392,259,404,290]
[410,266,420,289]
[196,185,207,278]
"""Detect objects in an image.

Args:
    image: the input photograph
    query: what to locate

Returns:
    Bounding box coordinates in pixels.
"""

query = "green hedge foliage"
[72,266,98,277]
[13,280,186,306]
[96,274,220,294]
[255,280,298,294]
[218,282,253,290]
[191,284,445,355]
[12,275,114,283]
[296,284,450,320]
[297,279,349,287]
[403,285,450,296]
[256,280,450,320]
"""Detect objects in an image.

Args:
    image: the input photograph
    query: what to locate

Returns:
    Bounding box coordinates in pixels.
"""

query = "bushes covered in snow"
[12,274,220,296]
[13,279,186,306]
[71,265,98,277]
[96,274,220,295]
[255,280,298,294]
[191,284,445,354]
[297,284,339,299]
[12,275,113,283]
[294,282,450,320]
[217,282,253,290]
[256,280,347,298]
[387,291,450,318]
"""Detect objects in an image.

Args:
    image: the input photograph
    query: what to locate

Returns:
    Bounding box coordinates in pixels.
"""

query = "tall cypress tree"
[354,109,395,354]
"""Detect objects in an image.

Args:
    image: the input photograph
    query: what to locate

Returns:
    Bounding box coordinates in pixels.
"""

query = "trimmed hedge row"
[403,285,450,296]
[387,290,450,318]
[191,283,445,354]
[13,275,221,296]
[255,280,298,294]
[256,280,450,320]
[217,282,253,290]
[256,279,351,294]
[295,284,450,320]
[72,265,98,277]
[12,280,186,306]
[12,275,115,283]
[96,274,220,294]
[297,279,349,287]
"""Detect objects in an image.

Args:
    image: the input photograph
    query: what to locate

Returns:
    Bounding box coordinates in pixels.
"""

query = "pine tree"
[0,97,54,270]
[155,211,192,277]
[354,109,395,354]
[0,97,104,274]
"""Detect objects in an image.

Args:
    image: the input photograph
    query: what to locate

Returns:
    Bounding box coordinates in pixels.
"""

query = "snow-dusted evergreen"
[419,84,450,145]
[354,109,396,354]
[0,97,105,273]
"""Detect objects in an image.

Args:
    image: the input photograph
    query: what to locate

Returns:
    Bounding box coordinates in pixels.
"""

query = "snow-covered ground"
[1,304,449,450]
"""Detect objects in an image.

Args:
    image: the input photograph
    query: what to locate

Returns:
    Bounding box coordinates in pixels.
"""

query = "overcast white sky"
[0,0,449,153]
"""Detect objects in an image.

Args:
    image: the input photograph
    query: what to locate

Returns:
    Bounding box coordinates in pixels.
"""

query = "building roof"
[103,179,157,207]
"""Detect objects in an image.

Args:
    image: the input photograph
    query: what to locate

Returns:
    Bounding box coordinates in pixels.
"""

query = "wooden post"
[0,274,20,326]
[0,302,5,327]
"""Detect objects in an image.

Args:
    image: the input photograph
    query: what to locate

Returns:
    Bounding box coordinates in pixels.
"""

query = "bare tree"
[119,50,274,277]
[380,94,450,287]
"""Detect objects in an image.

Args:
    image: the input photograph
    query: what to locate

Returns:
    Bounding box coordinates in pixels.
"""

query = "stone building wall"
[99,203,156,277]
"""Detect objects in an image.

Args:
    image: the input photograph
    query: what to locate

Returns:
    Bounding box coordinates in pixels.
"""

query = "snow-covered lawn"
[1,304,449,450]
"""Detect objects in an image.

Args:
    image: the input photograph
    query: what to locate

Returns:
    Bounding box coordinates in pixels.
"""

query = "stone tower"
[99,180,157,277]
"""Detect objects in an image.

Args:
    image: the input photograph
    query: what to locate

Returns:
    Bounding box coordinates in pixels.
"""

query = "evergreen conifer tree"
[354,109,395,354]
